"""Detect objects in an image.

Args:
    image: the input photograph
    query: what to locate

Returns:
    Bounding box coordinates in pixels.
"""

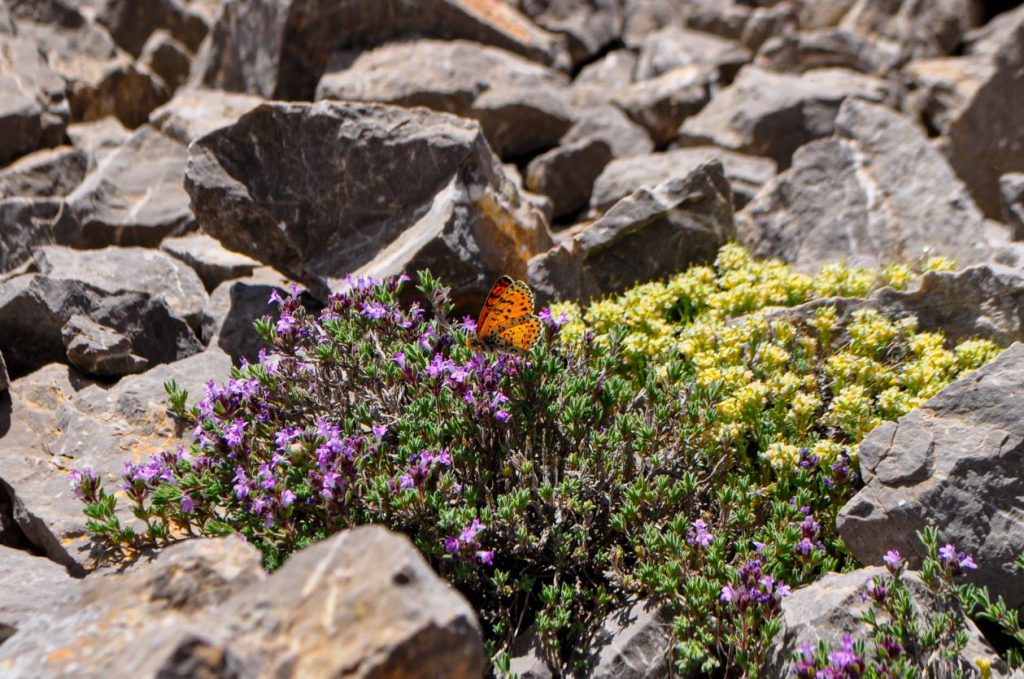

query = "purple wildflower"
[882,550,902,572]
[686,519,714,548]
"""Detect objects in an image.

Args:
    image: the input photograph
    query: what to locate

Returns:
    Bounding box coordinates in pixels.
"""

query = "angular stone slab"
[838,343,1024,609]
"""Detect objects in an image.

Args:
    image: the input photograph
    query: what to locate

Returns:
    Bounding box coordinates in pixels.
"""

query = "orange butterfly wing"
[477,275,514,338]
[490,315,542,352]
[477,277,535,341]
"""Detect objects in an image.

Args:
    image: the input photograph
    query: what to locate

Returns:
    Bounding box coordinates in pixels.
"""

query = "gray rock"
[463,83,576,159]
[571,49,637,108]
[838,343,1024,609]
[193,0,569,101]
[767,567,1010,677]
[33,245,208,331]
[0,199,64,274]
[0,536,263,677]
[61,314,148,377]
[0,147,88,200]
[993,243,1024,270]
[186,101,553,308]
[526,138,613,219]
[788,0,858,30]
[148,88,264,145]
[742,4,801,52]
[588,601,675,678]
[513,0,622,65]
[0,527,483,678]
[947,21,1024,218]
[160,233,260,292]
[838,0,982,60]
[677,65,892,169]
[869,264,1024,346]
[62,125,194,248]
[0,33,68,166]
[0,349,231,573]
[0,362,96,571]
[964,3,1024,57]
[621,0,687,48]
[13,9,170,129]
[139,29,193,92]
[202,268,289,364]
[66,117,131,171]
[223,526,485,678]
[97,0,210,57]
[612,64,713,147]
[1001,173,1024,240]
[315,39,570,159]
[635,25,751,83]
[902,55,994,138]
[591,147,776,212]
[561,105,654,159]
[763,264,1024,351]
[755,28,903,75]
[0,271,202,379]
[508,628,553,678]
[529,161,734,304]
[737,99,992,273]
[0,546,79,645]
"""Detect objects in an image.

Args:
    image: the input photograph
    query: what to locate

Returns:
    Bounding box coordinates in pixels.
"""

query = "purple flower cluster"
[792,635,865,678]
[720,559,792,613]
[397,449,451,490]
[70,467,99,502]
[795,506,825,557]
[308,420,365,503]
[686,518,715,549]
[419,352,516,423]
[444,517,493,565]
[938,543,978,576]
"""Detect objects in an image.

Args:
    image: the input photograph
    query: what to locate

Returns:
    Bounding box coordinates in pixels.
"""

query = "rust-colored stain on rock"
[456,0,541,44]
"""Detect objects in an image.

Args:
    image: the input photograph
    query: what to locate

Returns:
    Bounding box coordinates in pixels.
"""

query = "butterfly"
[472,275,542,352]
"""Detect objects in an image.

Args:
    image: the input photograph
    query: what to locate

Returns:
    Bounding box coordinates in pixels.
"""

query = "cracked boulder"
[186,101,553,308]
[838,343,1024,609]
[737,98,993,273]
[529,160,734,304]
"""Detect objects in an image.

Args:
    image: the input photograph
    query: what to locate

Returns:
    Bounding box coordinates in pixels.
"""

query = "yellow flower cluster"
[553,246,1004,472]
